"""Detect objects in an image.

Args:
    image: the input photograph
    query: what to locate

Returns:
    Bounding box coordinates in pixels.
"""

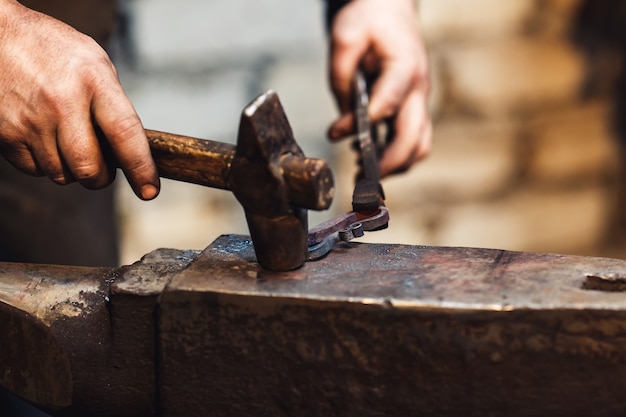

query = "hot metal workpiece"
[3,236,626,416]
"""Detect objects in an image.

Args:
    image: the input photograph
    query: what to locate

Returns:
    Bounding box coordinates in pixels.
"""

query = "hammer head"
[227,91,333,271]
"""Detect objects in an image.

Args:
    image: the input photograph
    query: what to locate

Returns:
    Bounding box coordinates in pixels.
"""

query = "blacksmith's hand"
[0,1,160,200]
[327,0,432,177]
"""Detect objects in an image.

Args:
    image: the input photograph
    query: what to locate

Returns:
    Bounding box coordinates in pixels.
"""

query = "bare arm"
[0,0,159,199]
[327,0,432,177]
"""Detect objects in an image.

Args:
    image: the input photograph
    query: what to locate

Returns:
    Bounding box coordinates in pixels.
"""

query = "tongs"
[307,70,388,260]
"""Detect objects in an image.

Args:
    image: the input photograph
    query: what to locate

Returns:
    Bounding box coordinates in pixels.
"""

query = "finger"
[91,79,160,200]
[368,61,416,123]
[56,112,112,190]
[379,88,432,177]
[327,112,355,141]
[329,12,369,113]
[0,141,43,176]
[29,132,76,185]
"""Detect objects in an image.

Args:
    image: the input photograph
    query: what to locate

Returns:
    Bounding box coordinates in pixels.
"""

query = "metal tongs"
[307,70,388,260]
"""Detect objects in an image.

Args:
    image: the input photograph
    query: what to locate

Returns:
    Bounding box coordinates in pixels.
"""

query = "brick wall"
[352,0,625,259]
[115,0,625,264]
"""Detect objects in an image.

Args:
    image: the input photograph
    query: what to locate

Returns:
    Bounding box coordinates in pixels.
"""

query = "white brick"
[445,39,585,116]
[427,51,445,118]
[117,180,248,265]
[363,185,610,256]
[114,0,621,264]
[121,70,251,141]
[117,70,258,264]
[419,0,534,42]
[381,118,518,203]
[532,0,583,38]
[129,0,326,69]
[264,59,337,160]
[343,118,519,248]
[528,103,620,182]
[357,202,441,246]
[435,186,609,255]
[546,0,582,12]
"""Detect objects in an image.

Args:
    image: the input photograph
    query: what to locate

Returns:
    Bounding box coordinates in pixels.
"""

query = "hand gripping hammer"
[145,90,334,271]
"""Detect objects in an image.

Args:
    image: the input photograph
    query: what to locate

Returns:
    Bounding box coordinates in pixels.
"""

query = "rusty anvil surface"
[3,235,626,416]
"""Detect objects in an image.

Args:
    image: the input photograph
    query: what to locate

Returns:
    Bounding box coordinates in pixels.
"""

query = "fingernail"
[140,184,159,200]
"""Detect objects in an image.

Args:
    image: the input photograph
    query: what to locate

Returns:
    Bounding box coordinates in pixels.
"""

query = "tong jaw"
[306,70,389,261]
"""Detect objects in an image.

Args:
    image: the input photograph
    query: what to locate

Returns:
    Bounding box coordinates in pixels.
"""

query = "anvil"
[2,236,626,416]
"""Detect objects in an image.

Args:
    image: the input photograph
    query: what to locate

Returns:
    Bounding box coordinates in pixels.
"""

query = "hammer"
[144,90,334,271]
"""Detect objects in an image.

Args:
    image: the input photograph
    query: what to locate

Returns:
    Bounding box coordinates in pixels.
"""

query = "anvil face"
[2,235,626,416]
[171,234,626,311]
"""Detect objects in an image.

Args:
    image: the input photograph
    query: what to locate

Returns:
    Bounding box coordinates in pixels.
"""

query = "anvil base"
[2,235,626,416]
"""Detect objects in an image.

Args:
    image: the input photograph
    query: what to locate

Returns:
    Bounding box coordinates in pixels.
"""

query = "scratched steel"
[159,235,626,417]
[164,234,626,310]
[0,249,197,417]
[4,236,626,416]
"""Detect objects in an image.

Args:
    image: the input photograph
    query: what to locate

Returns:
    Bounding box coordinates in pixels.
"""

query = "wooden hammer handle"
[146,129,334,211]
[147,129,234,191]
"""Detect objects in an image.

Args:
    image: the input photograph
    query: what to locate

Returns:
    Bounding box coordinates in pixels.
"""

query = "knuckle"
[376,94,399,119]
[76,160,116,189]
[402,55,429,89]
[73,38,112,68]
[332,26,356,49]
[87,53,117,80]
[46,163,70,185]
[50,174,71,185]
[64,47,116,94]
[72,162,102,181]
[38,155,74,185]
[109,115,144,143]
[1,148,41,176]
[37,86,82,122]
[331,18,362,50]
[125,158,154,176]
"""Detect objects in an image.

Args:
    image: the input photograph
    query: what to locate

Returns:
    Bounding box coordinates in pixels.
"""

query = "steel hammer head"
[227,90,334,271]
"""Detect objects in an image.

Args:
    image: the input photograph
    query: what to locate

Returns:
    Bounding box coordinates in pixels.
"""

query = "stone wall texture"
[114,0,625,265]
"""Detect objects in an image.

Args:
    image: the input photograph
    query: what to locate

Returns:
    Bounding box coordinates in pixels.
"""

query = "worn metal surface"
[159,235,626,417]
[4,236,626,416]
[0,249,197,417]
[0,262,111,412]
[146,89,334,271]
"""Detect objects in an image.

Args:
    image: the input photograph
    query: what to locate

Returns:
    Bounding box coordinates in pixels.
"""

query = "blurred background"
[111,0,626,265]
